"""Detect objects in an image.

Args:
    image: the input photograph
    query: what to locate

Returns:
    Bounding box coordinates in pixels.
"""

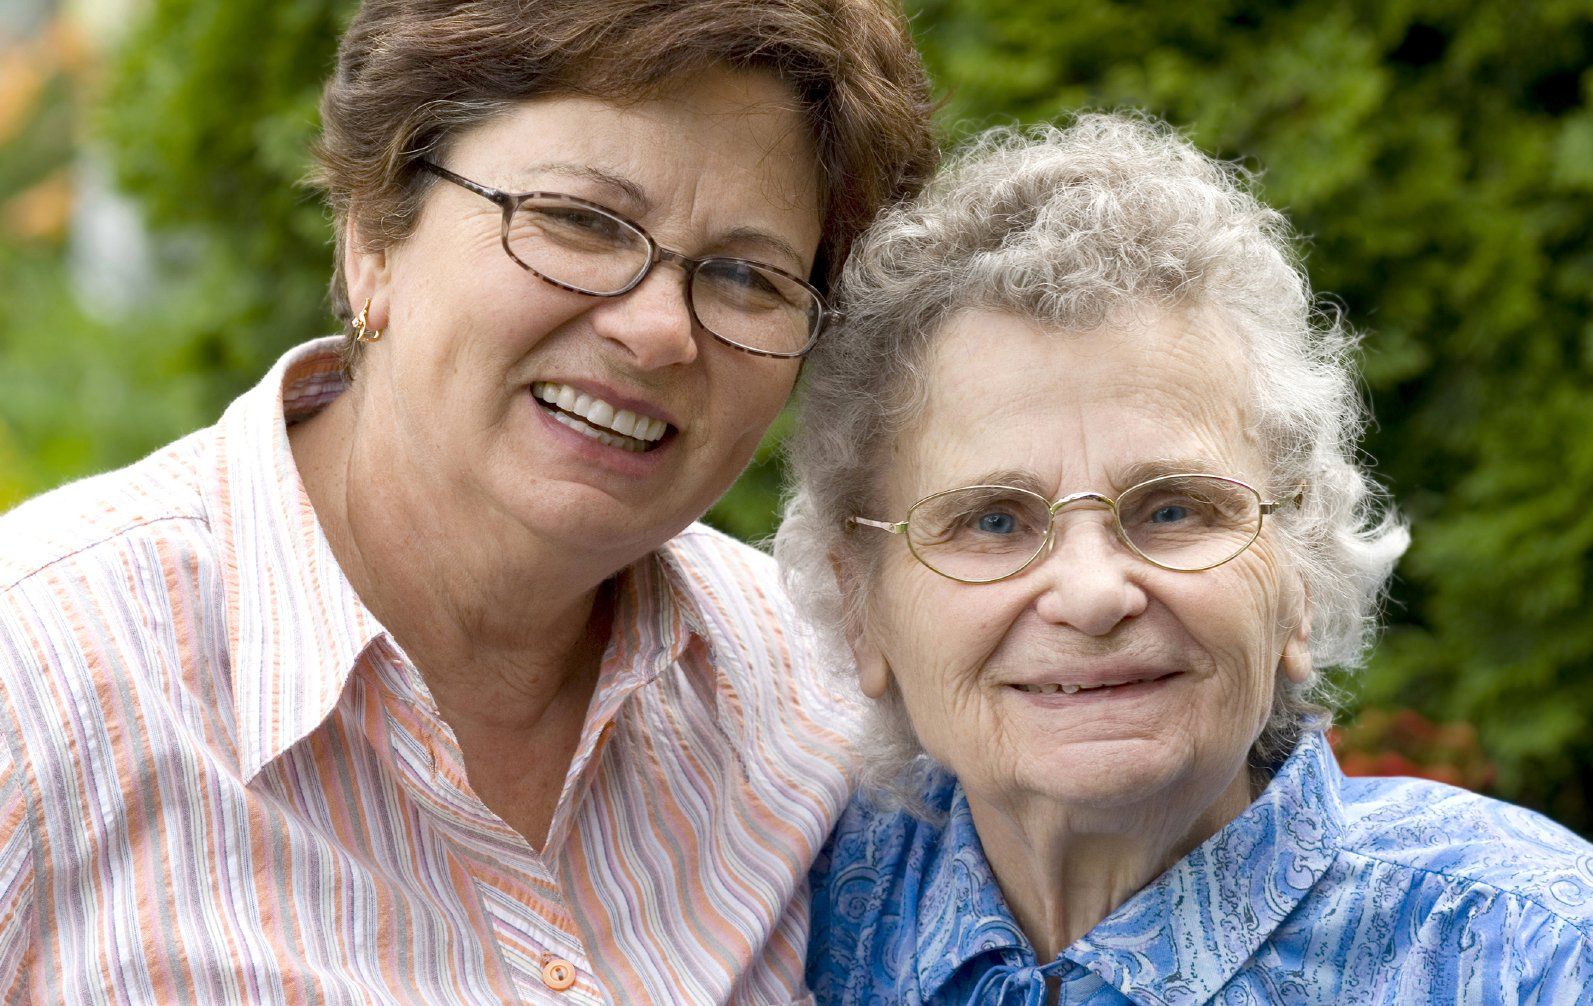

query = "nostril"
[591,271,699,366]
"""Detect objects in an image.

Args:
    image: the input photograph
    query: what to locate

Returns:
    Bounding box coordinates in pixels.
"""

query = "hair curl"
[776,113,1409,807]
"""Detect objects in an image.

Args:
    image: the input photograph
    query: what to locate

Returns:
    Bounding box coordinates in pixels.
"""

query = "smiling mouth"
[1012,672,1180,695]
[532,381,673,453]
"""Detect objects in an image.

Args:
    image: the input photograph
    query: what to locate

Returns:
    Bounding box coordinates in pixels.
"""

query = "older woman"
[0,2,935,1002]
[779,115,1593,1005]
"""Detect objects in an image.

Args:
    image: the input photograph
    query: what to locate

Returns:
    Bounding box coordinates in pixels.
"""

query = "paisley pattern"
[807,733,1593,1005]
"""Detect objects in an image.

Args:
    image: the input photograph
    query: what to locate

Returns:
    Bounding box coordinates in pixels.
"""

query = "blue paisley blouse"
[806,732,1593,1005]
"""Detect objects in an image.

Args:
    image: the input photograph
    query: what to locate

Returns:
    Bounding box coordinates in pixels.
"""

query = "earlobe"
[342,215,392,331]
[830,550,891,699]
[856,642,891,699]
[1280,604,1313,685]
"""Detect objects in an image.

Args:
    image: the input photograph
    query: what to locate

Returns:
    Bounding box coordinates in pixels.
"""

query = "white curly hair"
[775,112,1409,805]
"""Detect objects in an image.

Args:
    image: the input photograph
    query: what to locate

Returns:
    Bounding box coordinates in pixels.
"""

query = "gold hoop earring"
[353,298,383,343]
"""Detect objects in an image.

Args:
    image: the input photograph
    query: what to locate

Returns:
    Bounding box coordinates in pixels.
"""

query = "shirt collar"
[608,539,705,693]
[214,339,710,784]
[1070,731,1345,1001]
[214,339,389,782]
[917,732,1346,1003]
[914,779,1031,999]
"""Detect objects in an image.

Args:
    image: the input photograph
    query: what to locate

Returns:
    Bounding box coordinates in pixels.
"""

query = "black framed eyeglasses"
[852,473,1305,584]
[420,161,837,359]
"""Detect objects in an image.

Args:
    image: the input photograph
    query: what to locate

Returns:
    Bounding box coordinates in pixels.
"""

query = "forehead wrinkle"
[681,128,818,271]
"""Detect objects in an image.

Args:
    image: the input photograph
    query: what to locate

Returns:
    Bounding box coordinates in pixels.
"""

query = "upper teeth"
[1016,680,1143,694]
[532,381,669,443]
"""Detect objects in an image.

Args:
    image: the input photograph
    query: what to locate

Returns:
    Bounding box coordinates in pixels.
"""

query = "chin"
[1011,736,1198,811]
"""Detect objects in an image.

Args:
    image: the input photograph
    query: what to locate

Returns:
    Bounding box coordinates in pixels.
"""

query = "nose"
[1029,515,1148,636]
[589,258,699,369]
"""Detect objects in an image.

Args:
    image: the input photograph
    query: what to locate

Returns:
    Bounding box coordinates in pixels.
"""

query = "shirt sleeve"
[1518,907,1593,1003]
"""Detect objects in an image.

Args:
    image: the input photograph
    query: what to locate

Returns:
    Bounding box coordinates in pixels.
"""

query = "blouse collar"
[915,732,1347,1002]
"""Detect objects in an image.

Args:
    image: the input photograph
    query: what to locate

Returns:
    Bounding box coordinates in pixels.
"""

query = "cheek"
[389,235,580,364]
[1189,565,1291,721]
[742,359,799,414]
[869,573,1019,737]
[708,362,796,450]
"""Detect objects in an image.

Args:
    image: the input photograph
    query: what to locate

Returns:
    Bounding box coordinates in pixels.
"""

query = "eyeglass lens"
[905,475,1264,581]
[506,197,820,356]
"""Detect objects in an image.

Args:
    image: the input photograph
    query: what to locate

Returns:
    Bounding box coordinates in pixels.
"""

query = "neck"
[965,770,1253,962]
[289,383,625,733]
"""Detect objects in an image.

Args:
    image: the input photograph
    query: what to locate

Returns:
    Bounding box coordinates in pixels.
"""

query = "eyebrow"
[927,469,1053,499]
[925,458,1232,502]
[1115,457,1230,488]
[511,161,650,209]
[717,226,806,272]
[511,163,808,272]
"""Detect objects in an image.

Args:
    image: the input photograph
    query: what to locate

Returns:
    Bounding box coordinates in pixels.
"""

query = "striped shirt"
[0,338,863,1005]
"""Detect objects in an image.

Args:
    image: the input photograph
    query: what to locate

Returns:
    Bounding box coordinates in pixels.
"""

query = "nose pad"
[590,258,699,368]
[1030,516,1148,636]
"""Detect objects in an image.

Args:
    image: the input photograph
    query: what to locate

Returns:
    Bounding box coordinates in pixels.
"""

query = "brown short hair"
[312,0,938,359]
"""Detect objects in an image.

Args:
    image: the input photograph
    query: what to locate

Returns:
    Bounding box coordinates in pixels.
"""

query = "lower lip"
[1006,673,1183,707]
[529,392,672,476]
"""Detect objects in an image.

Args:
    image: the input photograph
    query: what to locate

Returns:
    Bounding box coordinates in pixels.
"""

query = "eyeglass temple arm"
[1260,484,1308,515]
[850,516,908,534]
[418,161,513,209]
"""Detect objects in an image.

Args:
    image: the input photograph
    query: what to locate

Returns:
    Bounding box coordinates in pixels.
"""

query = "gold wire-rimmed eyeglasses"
[419,161,838,359]
[850,473,1305,584]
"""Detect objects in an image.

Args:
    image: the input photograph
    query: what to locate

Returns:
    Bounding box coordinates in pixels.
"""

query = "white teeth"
[1060,684,1081,694]
[531,381,671,448]
[550,410,648,452]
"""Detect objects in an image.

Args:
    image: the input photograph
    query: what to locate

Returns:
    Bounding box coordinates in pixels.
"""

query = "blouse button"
[541,957,577,991]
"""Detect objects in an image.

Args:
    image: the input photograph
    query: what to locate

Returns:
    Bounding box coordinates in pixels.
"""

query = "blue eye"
[976,511,1018,534]
[1150,505,1190,524]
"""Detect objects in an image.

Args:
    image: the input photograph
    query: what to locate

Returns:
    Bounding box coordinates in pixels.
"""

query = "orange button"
[541,957,577,991]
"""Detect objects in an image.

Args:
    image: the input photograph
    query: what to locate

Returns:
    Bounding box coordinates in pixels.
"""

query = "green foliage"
[2,0,1590,831]
[95,0,352,383]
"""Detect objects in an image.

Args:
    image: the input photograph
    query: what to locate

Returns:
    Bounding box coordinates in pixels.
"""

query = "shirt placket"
[365,636,654,1004]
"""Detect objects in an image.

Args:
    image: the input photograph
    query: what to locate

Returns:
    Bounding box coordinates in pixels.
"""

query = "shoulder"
[664,523,800,673]
[666,519,871,750]
[666,522,787,623]
[0,429,215,593]
[1335,775,1593,939]
[811,774,957,929]
[666,523,858,712]
[808,778,956,1004]
[0,431,223,719]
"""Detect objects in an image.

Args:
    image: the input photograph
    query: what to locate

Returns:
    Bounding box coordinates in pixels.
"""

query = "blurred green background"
[2,0,1591,835]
